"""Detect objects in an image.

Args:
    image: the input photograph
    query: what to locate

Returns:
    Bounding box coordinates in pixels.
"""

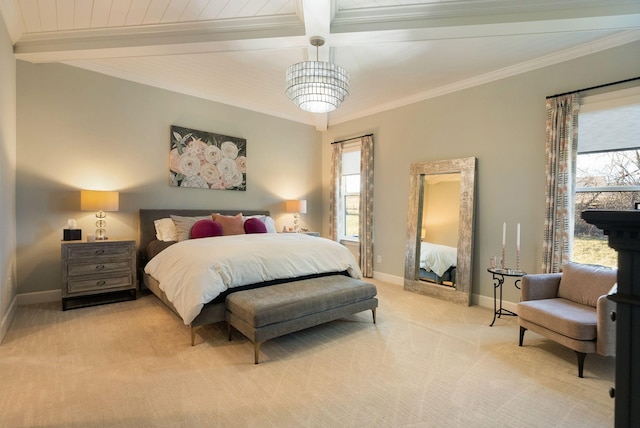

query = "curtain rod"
[332,133,373,144]
[546,76,640,99]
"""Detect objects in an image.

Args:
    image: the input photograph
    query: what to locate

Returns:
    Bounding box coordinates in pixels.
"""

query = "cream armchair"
[518,262,617,378]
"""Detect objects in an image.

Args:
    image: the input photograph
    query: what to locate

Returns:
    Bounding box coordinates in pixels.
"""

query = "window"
[573,88,640,268]
[341,145,360,239]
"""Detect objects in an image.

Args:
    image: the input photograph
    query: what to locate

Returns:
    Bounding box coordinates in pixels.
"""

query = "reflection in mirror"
[418,173,460,287]
[404,158,476,305]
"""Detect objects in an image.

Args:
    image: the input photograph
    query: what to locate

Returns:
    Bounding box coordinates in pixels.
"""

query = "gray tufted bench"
[226,275,378,364]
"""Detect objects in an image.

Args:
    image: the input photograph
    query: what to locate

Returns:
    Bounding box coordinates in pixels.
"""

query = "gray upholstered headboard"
[138,209,270,261]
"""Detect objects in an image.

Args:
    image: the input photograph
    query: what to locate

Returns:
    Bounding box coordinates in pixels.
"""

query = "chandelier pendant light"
[285,36,350,113]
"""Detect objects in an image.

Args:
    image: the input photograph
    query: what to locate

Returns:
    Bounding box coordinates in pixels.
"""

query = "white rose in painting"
[216,158,237,177]
[179,153,201,177]
[225,170,244,188]
[235,156,246,173]
[205,145,222,165]
[221,141,239,159]
[180,174,208,188]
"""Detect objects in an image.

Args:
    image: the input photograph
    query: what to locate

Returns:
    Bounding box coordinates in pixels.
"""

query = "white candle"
[517,223,521,250]
[502,222,506,247]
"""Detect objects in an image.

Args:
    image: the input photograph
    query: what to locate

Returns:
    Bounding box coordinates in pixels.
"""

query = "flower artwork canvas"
[170,125,246,191]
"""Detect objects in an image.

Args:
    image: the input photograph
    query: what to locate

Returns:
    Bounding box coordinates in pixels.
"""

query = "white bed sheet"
[419,242,457,277]
[144,233,363,324]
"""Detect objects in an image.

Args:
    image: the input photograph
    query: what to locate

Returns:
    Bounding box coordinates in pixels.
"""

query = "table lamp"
[81,190,119,240]
[285,199,307,232]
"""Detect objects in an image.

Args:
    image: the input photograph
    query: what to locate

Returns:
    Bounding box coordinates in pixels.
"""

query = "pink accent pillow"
[211,213,245,236]
[244,217,267,234]
[190,219,223,239]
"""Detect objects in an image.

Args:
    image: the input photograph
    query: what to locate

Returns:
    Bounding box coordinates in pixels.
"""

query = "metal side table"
[487,268,526,326]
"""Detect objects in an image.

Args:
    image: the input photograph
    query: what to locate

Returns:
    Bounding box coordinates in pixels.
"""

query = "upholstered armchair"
[518,262,617,378]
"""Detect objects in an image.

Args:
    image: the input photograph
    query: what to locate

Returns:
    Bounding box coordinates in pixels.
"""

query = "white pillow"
[154,218,177,241]
[243,215,277,233]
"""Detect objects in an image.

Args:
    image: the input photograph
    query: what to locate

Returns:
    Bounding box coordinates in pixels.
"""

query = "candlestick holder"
[501,246,506,269]
[516,248,520,271]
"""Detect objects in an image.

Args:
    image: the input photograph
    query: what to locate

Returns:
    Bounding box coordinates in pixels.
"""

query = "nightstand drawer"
[61,239,137,310]
[68,274,133,294]
[66,245,131,260]
[67,261,132,277]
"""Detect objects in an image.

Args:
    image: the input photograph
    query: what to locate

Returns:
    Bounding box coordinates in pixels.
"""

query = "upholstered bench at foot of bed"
[226,275,378,364]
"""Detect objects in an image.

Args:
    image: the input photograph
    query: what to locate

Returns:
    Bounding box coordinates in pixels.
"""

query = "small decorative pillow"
[211,213,245,236]
[242,215,277,233]
[244,217,267,234]
[171,215,211,241]
[154,218,177,241]
[190,219,223,239]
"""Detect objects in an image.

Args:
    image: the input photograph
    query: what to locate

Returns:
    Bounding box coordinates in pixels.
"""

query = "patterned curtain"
[329,143,343,241]
[359,136,374,277]
[542,94,579,273]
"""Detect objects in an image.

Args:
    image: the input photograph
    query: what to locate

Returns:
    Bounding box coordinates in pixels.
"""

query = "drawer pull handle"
[95,249,105,255]
[95,265,105,270]
[96,280,106,286]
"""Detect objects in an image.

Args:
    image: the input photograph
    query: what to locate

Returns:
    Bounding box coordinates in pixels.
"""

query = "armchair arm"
[596,284,617,357]
[521,273,562,301]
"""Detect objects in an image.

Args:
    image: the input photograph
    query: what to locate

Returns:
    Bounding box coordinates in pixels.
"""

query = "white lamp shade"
[285,199,307,214]
[81,190,119,212]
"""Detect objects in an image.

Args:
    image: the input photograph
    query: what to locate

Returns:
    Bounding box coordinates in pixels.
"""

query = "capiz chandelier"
[285,36,350,113]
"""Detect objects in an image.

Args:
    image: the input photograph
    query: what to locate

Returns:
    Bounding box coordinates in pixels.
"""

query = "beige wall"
[322,40,640,304]
[16,62,320,294]
[0,12,16,341]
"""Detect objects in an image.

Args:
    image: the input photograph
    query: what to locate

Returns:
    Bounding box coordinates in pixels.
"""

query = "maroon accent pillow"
[244,217,267,234]
[190,219,223,239]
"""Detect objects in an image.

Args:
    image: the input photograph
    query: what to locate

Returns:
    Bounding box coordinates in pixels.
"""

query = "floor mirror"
[404,157,476,305]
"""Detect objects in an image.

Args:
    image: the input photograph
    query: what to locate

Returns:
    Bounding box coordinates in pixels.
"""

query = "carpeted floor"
[0,280,614,427]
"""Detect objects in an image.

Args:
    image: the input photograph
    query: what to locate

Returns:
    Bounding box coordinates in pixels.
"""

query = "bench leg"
[519,326,526,346]
[372,308,377,324]
[254,342,263,364]
[190,326,198,346]
[228,322,233,341]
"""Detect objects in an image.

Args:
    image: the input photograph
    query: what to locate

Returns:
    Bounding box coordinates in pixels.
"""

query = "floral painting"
[170,125,246,191]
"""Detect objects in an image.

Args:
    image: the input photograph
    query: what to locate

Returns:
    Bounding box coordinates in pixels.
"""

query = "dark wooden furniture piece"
[582,209,640,427]
[61,240,137,310]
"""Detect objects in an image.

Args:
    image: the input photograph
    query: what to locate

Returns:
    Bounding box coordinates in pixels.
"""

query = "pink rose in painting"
[185,138,208,161]
[200,163,222,185]
[235,156,246,173]
[169,148,182,173]
[216,158,237,177]
[221,141,239,159]
[179,154,201,177]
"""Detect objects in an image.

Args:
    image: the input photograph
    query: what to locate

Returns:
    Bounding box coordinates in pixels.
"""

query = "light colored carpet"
[0,280,614,427]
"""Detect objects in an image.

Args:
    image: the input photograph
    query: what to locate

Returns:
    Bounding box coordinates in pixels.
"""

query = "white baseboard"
[371,271,518,312]
[372,271,403,286]
[17,289,61,306]
[0,294,17,344]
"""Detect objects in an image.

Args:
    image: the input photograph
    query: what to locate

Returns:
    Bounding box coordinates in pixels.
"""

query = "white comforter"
[419,242,457,277]
[144,233,363,324]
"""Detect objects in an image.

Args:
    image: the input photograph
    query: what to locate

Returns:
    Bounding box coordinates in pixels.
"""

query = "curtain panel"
[329,143,343,242]
[542,94,579,273]
[358,136,375,277]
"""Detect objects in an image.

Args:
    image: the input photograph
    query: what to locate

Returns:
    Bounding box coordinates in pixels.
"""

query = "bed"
[419,241,457,285]
[138,209,363,336]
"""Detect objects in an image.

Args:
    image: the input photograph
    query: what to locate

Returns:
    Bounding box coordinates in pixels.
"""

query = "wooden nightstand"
[61,240,137,310]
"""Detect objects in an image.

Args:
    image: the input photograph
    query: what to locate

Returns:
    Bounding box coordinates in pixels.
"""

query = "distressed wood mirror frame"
[404,157,476,305]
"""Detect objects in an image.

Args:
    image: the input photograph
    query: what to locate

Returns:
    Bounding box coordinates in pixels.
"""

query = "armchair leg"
[575,351,586,378]
[519,326,526,346]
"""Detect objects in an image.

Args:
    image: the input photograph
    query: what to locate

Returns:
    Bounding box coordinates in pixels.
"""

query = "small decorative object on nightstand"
[61,240,137,310]
[285,199,307,232]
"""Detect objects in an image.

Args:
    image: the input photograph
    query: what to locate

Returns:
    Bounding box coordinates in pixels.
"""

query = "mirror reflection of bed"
[419,174,460,288]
